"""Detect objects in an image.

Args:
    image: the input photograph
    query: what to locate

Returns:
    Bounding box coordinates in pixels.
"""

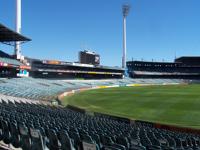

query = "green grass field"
[62,84,200,129]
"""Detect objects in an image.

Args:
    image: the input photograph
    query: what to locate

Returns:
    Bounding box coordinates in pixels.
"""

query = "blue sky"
[1,0,200,67]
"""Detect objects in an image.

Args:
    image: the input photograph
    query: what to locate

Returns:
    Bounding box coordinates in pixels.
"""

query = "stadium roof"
[0,23,31,45]
[175,56,200,59]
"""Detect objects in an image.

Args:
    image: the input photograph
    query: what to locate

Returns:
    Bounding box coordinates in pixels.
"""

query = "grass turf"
[62,84,200,129]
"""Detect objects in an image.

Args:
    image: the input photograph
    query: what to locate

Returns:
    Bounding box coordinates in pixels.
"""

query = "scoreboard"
[79,50,100,65]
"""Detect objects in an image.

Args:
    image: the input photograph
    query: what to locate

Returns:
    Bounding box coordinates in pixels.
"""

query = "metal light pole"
[15,0,21,59]
[122,4,130,68]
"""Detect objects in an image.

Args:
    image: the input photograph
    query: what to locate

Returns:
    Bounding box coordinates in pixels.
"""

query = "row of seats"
[0,50,23,66]
[0,100,199,150]
[0,57,23,66]
[128,64,200,74]
[0,77,183,101]
[0,78,80,100]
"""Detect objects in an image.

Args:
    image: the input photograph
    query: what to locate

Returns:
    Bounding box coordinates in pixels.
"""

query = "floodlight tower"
[15,0,22,59]
[122,4,130,68]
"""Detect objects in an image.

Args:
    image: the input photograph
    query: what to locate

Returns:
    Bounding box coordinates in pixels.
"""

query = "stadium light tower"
[15,0,22,59]
[122,4,130,68]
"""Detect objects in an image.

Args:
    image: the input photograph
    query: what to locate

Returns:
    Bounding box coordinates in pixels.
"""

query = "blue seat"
[2,119,11,144]
[30,128,45,150]
[9,121,21,148]
[19,125,31,150]
[58,130,74,150]
[47,129,59,150]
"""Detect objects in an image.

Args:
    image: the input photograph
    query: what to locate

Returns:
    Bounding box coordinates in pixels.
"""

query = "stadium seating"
[0,57,23,66]
[127,60,200,79]
[0,99,199,150]
[0,77,183,101]
[0,50,23,66]
[0,78,74,100]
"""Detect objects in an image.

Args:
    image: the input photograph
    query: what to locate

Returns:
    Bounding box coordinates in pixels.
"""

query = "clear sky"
[1,0,200,67]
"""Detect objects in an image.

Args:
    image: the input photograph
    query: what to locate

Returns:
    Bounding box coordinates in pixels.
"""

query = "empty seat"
[58,130,74,150]
[19,125,31,150]
[30,128,45,150]
[2,119,11,144]
[47,129,59,150]
[116,137,130,148]
[9,121,21,148]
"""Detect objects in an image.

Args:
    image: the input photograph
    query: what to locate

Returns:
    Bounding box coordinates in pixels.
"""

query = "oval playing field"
[62,84,200,129]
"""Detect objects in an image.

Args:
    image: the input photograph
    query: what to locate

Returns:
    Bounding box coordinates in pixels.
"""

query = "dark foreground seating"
[0,100,199,150]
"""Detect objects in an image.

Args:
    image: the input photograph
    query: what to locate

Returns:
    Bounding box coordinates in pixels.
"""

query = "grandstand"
[26,57,124,79]
[0,77,183,102]
[127,58,200,79]
[0,23,31,78]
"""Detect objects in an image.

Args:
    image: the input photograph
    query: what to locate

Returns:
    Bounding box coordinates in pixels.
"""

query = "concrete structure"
[122,4,130,68]
[15,0,22,59]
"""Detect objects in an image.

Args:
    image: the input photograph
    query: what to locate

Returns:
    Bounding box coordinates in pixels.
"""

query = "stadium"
[0,1,200,150]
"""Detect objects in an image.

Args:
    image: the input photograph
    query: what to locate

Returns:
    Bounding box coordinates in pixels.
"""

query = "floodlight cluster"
[122,4,130,17]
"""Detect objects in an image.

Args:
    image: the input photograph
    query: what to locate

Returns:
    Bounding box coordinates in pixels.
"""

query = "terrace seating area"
[0,78,70,100]
[85,78,183,86]
[0,99,199,150]
[0,50,22,66]
[0,57,22,66]
[0,77,184,101]
[131,66,200,74]
[127,60,200,79]
[0,78,84,100]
